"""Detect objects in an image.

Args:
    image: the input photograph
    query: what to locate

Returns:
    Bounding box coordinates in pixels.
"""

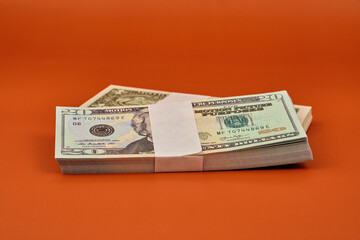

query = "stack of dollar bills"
[55,85,313,174]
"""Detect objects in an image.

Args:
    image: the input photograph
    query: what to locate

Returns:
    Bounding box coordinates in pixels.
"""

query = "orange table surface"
[1,0,359,239]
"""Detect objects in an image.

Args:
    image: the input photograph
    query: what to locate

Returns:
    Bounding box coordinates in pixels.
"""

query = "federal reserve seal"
[89,124,115,137]
[224,115,249,128]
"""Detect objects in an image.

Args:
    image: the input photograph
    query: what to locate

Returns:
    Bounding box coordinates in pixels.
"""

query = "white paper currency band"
[148,101,202,157]
[155,156,204,172]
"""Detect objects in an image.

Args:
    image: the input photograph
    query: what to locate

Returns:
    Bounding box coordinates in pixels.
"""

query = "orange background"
[1,0,359,239]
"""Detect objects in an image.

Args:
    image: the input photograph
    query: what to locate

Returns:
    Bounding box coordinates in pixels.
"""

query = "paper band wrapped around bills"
[155,156,204,172]
[149,101,204,172]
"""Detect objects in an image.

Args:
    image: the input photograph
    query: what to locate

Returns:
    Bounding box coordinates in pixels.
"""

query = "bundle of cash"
[55,86,313,174]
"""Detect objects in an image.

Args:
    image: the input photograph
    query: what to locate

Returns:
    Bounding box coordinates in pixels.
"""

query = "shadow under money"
[247,163,308,170]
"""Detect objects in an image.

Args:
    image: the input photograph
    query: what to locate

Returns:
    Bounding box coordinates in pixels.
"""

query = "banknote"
[56,91,307,159]
[294,104,312,131]
[81,85,170,107]
[80,85,312,128]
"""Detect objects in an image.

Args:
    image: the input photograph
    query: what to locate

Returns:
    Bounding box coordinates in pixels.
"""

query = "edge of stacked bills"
[55,88,313,174]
